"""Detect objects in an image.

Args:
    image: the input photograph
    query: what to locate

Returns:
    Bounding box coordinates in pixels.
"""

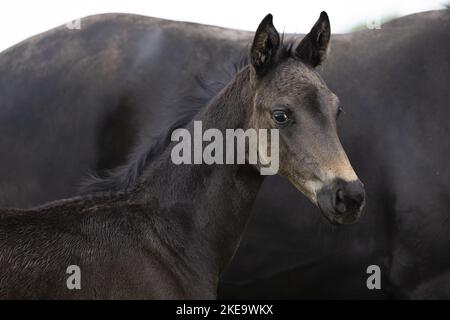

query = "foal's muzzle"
[317,178,365,225]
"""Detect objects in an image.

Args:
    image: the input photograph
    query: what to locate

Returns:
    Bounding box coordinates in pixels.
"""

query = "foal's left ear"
[251,14,280,75]
[295,11,331,67]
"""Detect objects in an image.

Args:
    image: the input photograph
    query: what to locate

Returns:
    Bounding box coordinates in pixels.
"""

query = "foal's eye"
[272,110,290,125]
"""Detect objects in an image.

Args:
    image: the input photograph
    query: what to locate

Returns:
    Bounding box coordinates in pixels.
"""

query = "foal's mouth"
[316,178,366,225]
[288,174,365,225]
[318,202,364,225]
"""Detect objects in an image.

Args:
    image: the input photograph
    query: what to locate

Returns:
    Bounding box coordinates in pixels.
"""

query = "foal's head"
[248,12,365,224]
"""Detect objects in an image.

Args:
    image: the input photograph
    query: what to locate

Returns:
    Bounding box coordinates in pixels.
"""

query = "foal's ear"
[295,11,331,67]
[250,14,280,75]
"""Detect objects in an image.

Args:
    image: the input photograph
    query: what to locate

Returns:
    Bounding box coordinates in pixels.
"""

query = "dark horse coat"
[0,10,449,298]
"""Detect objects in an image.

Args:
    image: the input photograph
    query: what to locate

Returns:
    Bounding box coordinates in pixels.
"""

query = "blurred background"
[0,0,447,51]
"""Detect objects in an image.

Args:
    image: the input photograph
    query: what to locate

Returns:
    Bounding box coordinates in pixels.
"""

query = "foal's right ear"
[250,14,280,76]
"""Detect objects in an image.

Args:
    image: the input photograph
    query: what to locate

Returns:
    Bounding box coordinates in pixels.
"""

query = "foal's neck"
[134,66,264,280]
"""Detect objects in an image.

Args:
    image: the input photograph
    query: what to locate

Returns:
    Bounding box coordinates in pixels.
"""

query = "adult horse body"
[0,10,449,298]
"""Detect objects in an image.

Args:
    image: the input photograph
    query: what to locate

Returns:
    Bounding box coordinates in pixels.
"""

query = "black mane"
[79,41,294,194]
[79,55,248,194]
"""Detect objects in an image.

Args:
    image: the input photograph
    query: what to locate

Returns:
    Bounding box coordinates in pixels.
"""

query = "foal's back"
[0,194,190,299]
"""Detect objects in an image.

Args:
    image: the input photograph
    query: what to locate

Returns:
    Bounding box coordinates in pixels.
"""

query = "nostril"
[336,189,344,202]
[333,182,366,215]
[334,188,347,214]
